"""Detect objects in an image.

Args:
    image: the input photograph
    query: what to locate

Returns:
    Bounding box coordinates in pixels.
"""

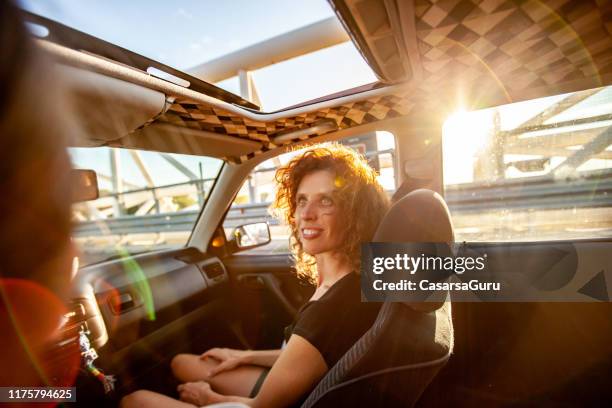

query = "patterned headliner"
[414,0,612,96]
[139,0,612,163]
[155,94,415,163]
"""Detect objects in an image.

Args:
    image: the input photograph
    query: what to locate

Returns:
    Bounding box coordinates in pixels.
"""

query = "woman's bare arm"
[242,349,282,368]
[199,335,327,407]
[252,335,326,407]
[201,348,282,377]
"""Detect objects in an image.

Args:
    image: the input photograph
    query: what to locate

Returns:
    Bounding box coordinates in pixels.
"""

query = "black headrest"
[373,189,454,312]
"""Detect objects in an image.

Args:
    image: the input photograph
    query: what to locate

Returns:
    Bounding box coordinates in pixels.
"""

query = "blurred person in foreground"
[0,0,78,390]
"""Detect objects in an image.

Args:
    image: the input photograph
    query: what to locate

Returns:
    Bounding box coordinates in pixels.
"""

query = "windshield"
[70,147,223,266]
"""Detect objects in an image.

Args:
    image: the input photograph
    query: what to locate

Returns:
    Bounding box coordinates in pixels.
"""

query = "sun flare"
[442,110,492,185]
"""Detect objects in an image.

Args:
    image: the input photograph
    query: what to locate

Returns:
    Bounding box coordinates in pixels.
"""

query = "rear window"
[442,86,612,241]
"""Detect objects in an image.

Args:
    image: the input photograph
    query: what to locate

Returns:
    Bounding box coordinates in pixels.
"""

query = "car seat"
[300,189,455,407]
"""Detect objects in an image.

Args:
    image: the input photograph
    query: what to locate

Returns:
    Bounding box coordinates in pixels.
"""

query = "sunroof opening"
[20,0,377,112]
[240,41,377,111]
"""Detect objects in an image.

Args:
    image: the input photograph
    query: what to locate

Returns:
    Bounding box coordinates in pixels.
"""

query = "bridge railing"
[73,168,612,237]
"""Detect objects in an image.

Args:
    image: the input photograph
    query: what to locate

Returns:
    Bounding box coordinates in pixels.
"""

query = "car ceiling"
[331,0,612,97]
[38,0,612,162]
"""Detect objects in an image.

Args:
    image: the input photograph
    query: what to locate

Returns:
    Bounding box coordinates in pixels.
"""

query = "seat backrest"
[301,189,454,408]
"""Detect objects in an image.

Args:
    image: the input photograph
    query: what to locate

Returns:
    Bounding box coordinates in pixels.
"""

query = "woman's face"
[294,169,345,256]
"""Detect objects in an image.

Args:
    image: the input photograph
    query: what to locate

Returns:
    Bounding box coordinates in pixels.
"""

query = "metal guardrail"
[74,203,276,237]
[83,149,395,217]
[73,169,612,237]
[444,168,612,213]
[75,211,199,236]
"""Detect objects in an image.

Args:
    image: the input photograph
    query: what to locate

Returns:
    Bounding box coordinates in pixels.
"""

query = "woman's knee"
[171,353,212,382]
[171,354,193,378]
[120,390,156,408]
[170,353,188,372]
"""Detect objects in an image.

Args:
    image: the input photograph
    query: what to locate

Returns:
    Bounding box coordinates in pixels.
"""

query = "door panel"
[223,253,315,349]
[418,238,612,407]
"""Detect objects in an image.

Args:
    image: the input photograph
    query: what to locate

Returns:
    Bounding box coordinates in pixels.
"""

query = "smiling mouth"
[301,228,323,240]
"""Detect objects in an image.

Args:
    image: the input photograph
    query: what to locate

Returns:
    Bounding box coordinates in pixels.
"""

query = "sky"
[21,0,333,66]
[20,0,377,110]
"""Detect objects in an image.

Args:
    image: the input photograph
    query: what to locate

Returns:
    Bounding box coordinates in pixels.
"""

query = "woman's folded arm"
[249,335,327,408]
[242,349,282,368]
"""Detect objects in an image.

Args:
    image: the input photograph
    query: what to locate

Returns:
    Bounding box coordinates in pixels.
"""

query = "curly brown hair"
[272,143,390,283]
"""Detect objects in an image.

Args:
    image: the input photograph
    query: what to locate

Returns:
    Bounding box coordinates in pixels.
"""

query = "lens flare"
[0,278,80,392]
[115,246,156,321]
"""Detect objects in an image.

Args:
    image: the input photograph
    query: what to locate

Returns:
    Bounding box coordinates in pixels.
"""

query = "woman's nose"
[300,202,317,220]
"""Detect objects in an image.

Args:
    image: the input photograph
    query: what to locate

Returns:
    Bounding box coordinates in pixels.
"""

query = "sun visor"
[116,123,262,159]
[58,64,166,146]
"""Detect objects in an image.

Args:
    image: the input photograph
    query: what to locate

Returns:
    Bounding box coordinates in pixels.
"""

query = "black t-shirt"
[284,272,381,368]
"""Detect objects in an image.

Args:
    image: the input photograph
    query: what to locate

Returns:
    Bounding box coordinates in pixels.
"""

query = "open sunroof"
[19,1,379,112]
[23,12,260,110]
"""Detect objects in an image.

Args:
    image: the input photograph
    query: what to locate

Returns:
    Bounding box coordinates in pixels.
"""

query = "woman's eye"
[297,197,307,207]
[321,197,333,206]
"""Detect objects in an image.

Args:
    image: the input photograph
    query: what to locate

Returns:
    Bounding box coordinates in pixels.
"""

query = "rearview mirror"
[71,169,99,202]
[231,222,271,249]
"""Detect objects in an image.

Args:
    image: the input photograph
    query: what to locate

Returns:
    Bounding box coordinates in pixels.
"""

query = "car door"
[417,86,612,407]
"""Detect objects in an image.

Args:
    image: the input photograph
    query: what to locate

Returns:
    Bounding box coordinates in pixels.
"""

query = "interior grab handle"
[237,275,265,289]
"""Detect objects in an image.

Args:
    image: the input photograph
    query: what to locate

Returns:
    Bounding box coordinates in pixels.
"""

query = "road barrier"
[74,168,612,237]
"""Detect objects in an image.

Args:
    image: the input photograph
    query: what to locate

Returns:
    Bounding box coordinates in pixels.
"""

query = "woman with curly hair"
[122,143,389,408]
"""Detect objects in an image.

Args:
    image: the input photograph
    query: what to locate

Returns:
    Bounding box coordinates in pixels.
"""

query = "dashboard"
[57,247,229,364]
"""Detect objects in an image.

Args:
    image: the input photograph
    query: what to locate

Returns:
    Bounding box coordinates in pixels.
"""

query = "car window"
[70,147,223,265]
[442,86,612,242]
[223,132,397,254]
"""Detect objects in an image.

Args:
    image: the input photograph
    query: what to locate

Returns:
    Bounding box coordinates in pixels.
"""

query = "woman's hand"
[178,381,219,406]
[200,348,249,376]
